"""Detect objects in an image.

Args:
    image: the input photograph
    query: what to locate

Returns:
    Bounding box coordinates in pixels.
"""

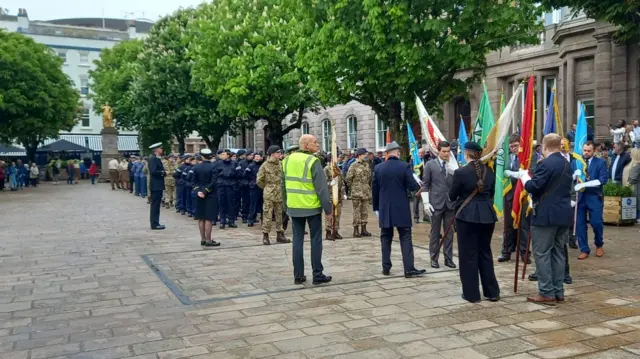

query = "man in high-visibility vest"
[283,134,333,285]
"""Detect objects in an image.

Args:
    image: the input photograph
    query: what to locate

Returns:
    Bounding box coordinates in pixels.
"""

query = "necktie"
[441,160,446,176]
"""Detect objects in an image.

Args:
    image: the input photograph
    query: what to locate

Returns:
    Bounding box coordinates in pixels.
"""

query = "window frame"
[346,115,358,149]
[79,52,89,63]
[80,108,91,128]
[301,122,310,135]
[577,99,595,130]
[57,51,67,63]
[80,78,89,96]
[321,119,331,151]
[374,115,389,152]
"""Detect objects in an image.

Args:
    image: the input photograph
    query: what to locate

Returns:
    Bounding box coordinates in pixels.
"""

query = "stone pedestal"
[100,127,119,182]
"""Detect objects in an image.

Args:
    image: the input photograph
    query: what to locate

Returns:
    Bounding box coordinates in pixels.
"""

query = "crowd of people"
[0,159,40,191]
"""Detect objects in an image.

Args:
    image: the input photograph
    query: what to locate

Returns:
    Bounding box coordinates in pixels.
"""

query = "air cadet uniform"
[188,156,201,219]
[324,158,346,241]
[141,159,150,201]
[257,146,289,245]
[176,156,188,213]
[247,153,263,227]
[181,157,193,216]
[346,148,373,238]
[215,149,240,228]
[133,158,142,196]
[235,150,250,222]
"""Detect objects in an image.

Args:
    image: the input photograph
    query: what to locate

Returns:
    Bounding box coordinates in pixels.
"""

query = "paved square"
[1,182,640,359]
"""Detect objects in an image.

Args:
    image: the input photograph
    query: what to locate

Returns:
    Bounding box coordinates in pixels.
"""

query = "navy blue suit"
[576,156,608,254]
[148,154,165,229]
[525,152,573,227]
[372,156,419,273]
[609,152,631,183]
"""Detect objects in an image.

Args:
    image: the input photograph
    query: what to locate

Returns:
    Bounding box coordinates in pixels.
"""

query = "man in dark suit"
[517,134,573,305]
[609,142,631,184]
[500,134,528,262]
[148,143,166,230]
[372,141,426,278]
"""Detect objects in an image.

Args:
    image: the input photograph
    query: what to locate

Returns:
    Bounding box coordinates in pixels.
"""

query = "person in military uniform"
[163,155,177,209]
[324,152,346,241]
[181,156,193,216]
[347,148,373,238]
[257,146,289,245]
[193,149,220,247]
[148,143,166,230]
[189,155,202,219]
[174,156,186,213]
[247,152,263,227]
[215,149,240,229]
[235,150,250,222]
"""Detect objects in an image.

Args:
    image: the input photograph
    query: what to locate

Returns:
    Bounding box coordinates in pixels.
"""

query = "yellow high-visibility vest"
[282,152,320,209]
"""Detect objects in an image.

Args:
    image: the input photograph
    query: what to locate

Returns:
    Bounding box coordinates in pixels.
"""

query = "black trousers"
[249,187,263,223]
[380,227,416,273]
[217,186,235,224]
[501,197,527,257]
[241,187,250,219]
[129,175,135,193]
[291,214,324,279]
[150,190,163,229]
[456,219,500,302]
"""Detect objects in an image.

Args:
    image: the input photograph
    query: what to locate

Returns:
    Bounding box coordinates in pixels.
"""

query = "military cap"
[148,142,162,150]
[464,141,483,152]
[216,149,224,155]
[223,149,232,154]
[194,155,202,161]
[200,148,213,158]
[286,144,299,153]
[246,151,254,156]
[267,145,281,155]
[355,148,368,156]
[181,154,191,160]
[237,149,247,156]
[385,141,400,152]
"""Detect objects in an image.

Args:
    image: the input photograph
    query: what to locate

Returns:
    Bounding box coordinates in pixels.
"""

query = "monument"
[100,104,119,182]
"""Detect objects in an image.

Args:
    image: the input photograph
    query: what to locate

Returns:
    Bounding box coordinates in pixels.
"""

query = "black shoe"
[188,213,193,218]
[294,276,306,285]
[569,241,578,249]
[201,240,206,246]
[528,273,538,281]
[414,218,420,224]
[228,223,238,228]
[180,211,186,215]
[430,260,440,269]
[212,221,217,226]
[151,225,166,230]
[462,294,481,303]
[242,219,247,224]
[497,255,511,262]
[564,277,573,284]
[176,209,181,213]
[248,222,254,227]
[313,275,332,285]
[205,240,221,247]
[405,269,426,278]
[219,224,226,229]
[382,270,390,276]
[522,256,532,265]
[444,259,457,269]
[423,217,431,223]
[486,295,500,302]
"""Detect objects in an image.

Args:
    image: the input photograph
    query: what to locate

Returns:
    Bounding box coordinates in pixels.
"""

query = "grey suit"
[422,158,455,261]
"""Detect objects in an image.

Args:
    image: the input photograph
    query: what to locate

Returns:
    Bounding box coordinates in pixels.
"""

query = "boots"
[334,231,343,240]
[276,231,290,243]
[360,225,372,237]
[353,226,361,238]
[263,233,270,245]
[326,230,334,241]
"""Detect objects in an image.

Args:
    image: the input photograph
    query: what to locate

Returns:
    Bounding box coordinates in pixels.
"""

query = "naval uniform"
[193,160,217,221]
[148,154,166,229]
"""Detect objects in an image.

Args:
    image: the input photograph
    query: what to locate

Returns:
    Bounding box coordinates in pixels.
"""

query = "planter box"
[603,196,637,225]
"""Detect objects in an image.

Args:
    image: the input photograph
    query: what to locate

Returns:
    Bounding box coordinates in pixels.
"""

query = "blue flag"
[572,103,588,182]
[407,123,422,175]
[544,90,556,135]
[457,117,468,165]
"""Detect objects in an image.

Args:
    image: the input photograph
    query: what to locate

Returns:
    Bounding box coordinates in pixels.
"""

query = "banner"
[480,83,524,161]
[512,76,536,228]
[457,116,468,165]
[407,123,422,175]
[572,103,588,183]
[331,119,338,206]
[543,88,563,136]
[493,90,511,218]
[415,95,458,171]
[473,81,495,147]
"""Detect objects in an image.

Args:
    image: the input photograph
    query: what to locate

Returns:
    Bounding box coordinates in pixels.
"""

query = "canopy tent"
[36,139,92,153]
[0,144,27,157]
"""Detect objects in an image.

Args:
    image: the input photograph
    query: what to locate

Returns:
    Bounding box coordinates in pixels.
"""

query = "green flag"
[493,90,511,218]
[473,82,495,147]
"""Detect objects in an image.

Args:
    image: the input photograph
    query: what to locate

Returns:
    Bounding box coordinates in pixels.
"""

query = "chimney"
[17,8,29,31]
[127,19,136,38]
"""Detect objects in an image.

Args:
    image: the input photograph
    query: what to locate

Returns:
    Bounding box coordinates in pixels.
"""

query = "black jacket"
[525,152,573,227]
[610,151,631,183]
[238,158,251,187]
[215,159,240,187]
[246,160,262,188]
[183,164,193,187]
[148,154,165,192]
[449,162,497,224]
[192,161,216,197]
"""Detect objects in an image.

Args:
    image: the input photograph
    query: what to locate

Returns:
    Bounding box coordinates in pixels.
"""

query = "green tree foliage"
[295,0,542,146]
[541,0,640,43]
[0,30,80,161]
[190,0,318,147]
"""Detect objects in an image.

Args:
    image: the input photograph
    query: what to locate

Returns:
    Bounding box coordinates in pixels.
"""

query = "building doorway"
[454,98,471,139]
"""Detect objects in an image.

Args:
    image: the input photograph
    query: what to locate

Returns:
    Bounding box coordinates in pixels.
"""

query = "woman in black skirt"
[449,141,500,303]
[193,149,220,247]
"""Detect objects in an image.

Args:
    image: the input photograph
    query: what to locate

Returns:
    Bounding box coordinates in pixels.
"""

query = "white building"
[0,8,152,153]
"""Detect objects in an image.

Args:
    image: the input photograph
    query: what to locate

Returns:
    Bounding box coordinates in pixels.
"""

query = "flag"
[492,89,512,218]
[384,128,392,160]
[543,88,563,136]
[457,116,468,165]
[407,123,422,175]
[480,83,524,162]
[331,119,338,207]
[554,88,563,137]
[512,76,535,228]
[473,81,495,146]
[572,104,588,182]
[415,95,458,171]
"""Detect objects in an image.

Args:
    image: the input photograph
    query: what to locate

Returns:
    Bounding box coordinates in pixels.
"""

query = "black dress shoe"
[382,270,390,276]
[228,223,238,228]
[462,294,481,303]
[486,296,500,302]
[248,222,254,227]
[188,213,193,218]
[180,211,186,215]
[497,255,511,262]
[294,276,306,285]
[564,277,573,284]
[528,273,538,281]
[405,269,426,278]
[219,224,226,229]
[200,240,206,246]
[312,275,332,285]
[430,260,440,269]
[569,241,578,249]
[205,240,221,247]
[175,209,181,213]
[242,219,247,224]
[151,225,166,230]
[444,259,457,269]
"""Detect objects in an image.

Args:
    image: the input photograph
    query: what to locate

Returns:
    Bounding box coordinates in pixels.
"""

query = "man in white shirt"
[608,120,627,144]
[633,120,640,148]
[108,158,120,190]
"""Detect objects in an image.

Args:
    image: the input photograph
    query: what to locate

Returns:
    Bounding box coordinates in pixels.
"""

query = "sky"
[3,0,206,21]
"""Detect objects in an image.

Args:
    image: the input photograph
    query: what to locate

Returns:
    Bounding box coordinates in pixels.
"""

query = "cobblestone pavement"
[1,182,640,359]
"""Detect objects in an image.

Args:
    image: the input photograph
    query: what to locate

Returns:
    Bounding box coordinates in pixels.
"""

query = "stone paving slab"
[1,183,640,358]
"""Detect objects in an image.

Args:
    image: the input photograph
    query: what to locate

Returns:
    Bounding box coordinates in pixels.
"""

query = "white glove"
[504,170,516,178]
[245,168,251,172]
[519,170,531,186]
[235,166,241,170]
[446,166,455,176]
[420,192,434,217]
[575,180,601,192]
[343,195,347,200]
[528,196,533,209]
[375,211,379,219]
[412,173,423,186]
[330,179,337,186]
[572,169,582,180]
[571,200,576,208]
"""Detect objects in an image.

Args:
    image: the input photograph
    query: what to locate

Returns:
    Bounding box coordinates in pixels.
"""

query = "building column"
[611,42,628,123]
[566,58,575,129]
[594,33,612,137]
[556,64,565,134]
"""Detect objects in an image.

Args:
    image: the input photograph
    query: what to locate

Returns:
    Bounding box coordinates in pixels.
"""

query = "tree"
[190,0,319,148]
[541,0,640,43]
[0,30,79,161]
[294,0,542,147]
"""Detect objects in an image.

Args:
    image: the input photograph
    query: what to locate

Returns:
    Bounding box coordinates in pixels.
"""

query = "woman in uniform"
[449,142,500,303]
[193,149,220,247]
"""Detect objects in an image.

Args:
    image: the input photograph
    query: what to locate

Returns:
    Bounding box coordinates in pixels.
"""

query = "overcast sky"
[3,0,206,21]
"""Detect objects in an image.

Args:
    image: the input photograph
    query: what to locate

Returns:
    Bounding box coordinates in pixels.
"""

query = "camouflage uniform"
[324,163,346,232]
[163,159,176,208]
[346,159,372,227]
[257,156,283,234]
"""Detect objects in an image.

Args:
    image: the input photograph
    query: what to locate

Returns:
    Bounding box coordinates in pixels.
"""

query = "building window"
[226,132,236,149]
[79,52,89,63]
[57,52,67,63]
[186,144,194,153]
[282,137,289,150]
[322,119,331,151]
[347,115,358,149]
[578,99,595,130]
[80,78,89,96]
[81,108,90,127]
[375,115,389,151]
[301,122,309,135]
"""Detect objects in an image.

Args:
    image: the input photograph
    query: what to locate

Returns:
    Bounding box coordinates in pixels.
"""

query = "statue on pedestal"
[102,104,114,128]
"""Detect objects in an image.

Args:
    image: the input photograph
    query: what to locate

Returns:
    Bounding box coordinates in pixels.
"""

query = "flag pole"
[514,200,522,293]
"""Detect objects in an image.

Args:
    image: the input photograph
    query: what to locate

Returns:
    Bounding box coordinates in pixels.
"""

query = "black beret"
[464,141,483,152]
[237,149,247,156]
[356,148,368,156]
[267,145,281,155]
[194,155,202,160]
[224,149,232,154]
[216,149,224,155]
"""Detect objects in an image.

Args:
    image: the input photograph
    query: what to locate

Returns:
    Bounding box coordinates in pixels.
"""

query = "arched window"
[301,122,310,135]
[347,115,358,148]
[322,119,331,151]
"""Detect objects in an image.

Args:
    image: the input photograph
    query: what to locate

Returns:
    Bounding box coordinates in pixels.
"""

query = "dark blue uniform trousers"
[249,187,263,223]
[190,189,197,216]
[183,185,192,214]
[576,193,604,255]
[218,185,235,224]
[241,187,250,219]
[176,184,184,210]
[380,227,416,274]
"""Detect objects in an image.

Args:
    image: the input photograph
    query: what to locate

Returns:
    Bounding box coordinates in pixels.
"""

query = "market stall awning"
[41,135,140,151]
[0,144,26,157]
[36,139,92,153]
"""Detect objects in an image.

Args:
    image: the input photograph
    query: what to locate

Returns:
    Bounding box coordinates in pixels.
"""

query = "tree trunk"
[25,142,38,164]
[388,101,409,159]
[202,135,222,153]
[176,137,185,155]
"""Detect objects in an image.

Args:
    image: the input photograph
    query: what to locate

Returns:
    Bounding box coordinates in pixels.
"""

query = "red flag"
[512,76,536,228]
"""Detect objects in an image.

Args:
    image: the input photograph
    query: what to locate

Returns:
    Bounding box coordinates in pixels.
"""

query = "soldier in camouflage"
[346,148,372,238]
[163,155,177,209]
[257,145,290,245]
[324,153,346,241]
